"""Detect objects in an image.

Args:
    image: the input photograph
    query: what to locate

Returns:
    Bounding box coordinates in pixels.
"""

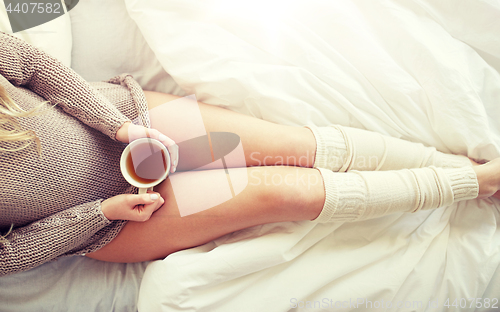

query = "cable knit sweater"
[0,32,151,276]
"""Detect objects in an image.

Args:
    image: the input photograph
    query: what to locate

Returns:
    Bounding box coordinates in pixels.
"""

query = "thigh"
[85,165,323,263]
[143,91,316,169]
[86,170,256,262]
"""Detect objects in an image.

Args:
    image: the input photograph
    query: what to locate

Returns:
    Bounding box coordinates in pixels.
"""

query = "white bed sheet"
[0,256,149,312]
[122,0,500,311]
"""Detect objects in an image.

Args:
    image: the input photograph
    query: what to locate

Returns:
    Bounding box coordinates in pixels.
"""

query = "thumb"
[128,193,162,206]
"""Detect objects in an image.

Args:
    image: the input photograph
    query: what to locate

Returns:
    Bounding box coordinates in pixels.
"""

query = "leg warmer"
[306,125,471,172]
[313,166,478,223]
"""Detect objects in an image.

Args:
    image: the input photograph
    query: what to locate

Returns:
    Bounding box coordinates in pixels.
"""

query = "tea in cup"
[120,138,171,194]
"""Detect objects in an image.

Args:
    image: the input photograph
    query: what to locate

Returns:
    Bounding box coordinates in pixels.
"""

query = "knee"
[257,168,322,214]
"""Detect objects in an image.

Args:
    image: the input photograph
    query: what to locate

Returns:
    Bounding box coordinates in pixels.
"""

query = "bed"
[1,0,500,311]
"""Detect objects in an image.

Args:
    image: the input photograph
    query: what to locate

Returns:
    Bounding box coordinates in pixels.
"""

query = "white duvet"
[124,0,500,311]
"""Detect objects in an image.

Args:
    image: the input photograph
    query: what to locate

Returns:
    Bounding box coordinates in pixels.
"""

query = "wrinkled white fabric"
[123,0,500,311]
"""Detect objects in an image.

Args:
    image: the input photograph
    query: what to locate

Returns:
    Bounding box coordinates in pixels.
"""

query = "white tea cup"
[120,138,171,194]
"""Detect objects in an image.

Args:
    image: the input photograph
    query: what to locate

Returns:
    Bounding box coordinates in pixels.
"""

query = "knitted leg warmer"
[313,166,478,223]
[305,125,471,172]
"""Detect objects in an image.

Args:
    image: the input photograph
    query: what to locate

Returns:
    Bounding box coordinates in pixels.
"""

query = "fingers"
[167,144,179,173]
[147,191,165,213]
[128,192,163,206]
[138,194,165,221]
[155,131,179,173]
[126,192,164,222]
[102,192,166,222]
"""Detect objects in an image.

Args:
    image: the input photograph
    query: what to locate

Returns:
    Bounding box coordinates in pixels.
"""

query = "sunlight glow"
[211,0,299,32]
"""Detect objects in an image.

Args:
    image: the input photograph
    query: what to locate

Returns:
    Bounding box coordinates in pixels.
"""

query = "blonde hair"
[0,224,13,244]
[0,84,50,155]
[0,84,52,243]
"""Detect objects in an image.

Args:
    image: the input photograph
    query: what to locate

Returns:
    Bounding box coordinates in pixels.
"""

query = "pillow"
[0,0,72,67]
[69,0,183,95]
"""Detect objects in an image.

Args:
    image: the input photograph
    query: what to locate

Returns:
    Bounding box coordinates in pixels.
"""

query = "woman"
[1,32,498,276]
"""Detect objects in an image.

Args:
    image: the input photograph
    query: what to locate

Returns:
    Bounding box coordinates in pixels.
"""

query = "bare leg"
[143,91,478,173]
[143,91,317,170]
[87,92,322,262]
[86,91,500,262]
[86,157,500,262]
[86,166,324,262]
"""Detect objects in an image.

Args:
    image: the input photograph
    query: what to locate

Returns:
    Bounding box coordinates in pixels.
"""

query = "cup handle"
[138,187,154,194]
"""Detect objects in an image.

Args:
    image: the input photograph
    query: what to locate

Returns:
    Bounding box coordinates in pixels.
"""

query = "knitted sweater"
[0,32,151,276]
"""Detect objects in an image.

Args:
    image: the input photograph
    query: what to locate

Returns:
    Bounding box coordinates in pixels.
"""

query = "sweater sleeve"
[0,200,113,276]
[0,32,131,141]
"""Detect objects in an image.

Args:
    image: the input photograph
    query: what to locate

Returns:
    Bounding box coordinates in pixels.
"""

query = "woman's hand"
[101,191,165,221]
[116,122,179,173]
